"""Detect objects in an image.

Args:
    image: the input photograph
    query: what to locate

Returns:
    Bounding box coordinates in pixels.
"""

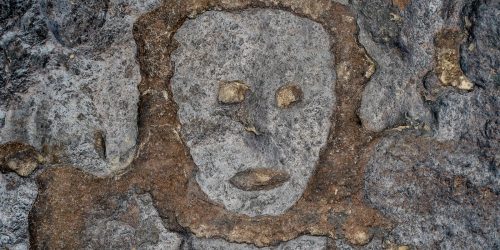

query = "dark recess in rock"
[41,0,110,48]
[360,0,403,49]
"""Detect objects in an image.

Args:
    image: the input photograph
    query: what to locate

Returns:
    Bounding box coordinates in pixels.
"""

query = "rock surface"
[0,0,162,176]
[82,192,183,250]
[365,133,499,248]
[171,9,335,216]
[0,0,498,249]
[0,172,37,249]
[0,142,43,176]
[187,235,331,249]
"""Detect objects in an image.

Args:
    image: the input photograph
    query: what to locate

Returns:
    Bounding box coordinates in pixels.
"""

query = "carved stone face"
[171,9,335,216]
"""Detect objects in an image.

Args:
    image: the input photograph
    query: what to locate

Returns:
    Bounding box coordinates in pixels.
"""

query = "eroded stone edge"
[28,0,393,248]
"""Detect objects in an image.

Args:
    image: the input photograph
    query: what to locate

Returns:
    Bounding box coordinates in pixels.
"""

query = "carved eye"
[275,84,303,108]
[229,168,290,191]
[218,81,250,104]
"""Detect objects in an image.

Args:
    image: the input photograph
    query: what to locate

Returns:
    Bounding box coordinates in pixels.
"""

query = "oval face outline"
[171,8,336,216]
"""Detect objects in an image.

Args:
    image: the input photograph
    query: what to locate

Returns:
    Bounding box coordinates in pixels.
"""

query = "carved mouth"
[229,168,290,191]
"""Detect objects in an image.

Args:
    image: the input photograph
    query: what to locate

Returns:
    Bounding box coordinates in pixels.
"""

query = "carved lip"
[229,168,290,191]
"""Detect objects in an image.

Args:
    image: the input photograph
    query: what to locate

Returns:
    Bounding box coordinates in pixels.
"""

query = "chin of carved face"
[171,9,335,216]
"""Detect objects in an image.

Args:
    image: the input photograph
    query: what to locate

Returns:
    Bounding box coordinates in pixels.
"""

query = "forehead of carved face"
[171,9,335,216]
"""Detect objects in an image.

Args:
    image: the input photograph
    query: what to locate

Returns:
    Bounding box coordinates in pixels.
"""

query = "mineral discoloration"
[42,0,110,48]
[392,0,410,11]
[365,132,499,248]
[29,0,392,248]
[435,29,474,90]
[82,192,183,249]
[275,84,303,108]
[229,168,290,191]
[218,81,250,104]
[344,225,372,246]
[0,142,43,177]
[14,0,497,249]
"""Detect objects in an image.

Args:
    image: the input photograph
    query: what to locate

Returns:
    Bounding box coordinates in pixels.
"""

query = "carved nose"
[229,168,290,191]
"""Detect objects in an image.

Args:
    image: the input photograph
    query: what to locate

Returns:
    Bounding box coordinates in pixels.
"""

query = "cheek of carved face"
[171,9,335,216]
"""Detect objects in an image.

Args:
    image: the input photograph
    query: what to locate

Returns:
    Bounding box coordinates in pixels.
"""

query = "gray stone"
[365,133,499,249]
[0,0,498,249]
[0,0,161,176]
[0,172,38,249]
[82,193,183,250]
[188,235,330,250]
[334,237,384,250]
[356,0,471,132]
[461,0,500,90]
[0,1,160,248]
[171,9,335,216]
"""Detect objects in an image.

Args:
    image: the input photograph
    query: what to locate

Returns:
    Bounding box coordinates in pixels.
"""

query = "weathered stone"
[391,0,410,11]
[28,1,392,248]
[461,0,500,90]
[188,235,331,249]
[218,81,250,104]
[82,192,183,249]
[275,84,303,108]
[365,133,499,248]
[357,0,448,132]
[1,0,161,176]
[42,0,110,48]
[0,172,38,249]
[0,0,10,21]
[434,29,473,90]
[0,142,43,177]
[0,0,496,249]
[171,8,336,216]
[229,168,290,191]
[334,237,384,250]
[382,239,411,250]
[344,225,373,246]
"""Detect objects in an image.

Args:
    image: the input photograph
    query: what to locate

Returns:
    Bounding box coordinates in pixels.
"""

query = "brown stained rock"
[0,142,43,177]
[218,81,250,104]
[29,0,393,248]
[342,206,386,246]
[275,84,303,108]
[383,239,411,250]
[93,130,106,159]
[344,225,373,246]
[392,0,410,11]
[364,55,377,79]
[435,29,474,90]
[229,168,290,191]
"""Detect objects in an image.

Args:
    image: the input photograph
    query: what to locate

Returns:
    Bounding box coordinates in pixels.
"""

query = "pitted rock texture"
[0,172,37,249]
[26,1,393,248]
[365,133,499,248]
[187,235,332,249]
[0,142,43,176]
[0,0,498,249]
[82,193,183,250]
[171,9,335,216]
[0,0,162,176]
